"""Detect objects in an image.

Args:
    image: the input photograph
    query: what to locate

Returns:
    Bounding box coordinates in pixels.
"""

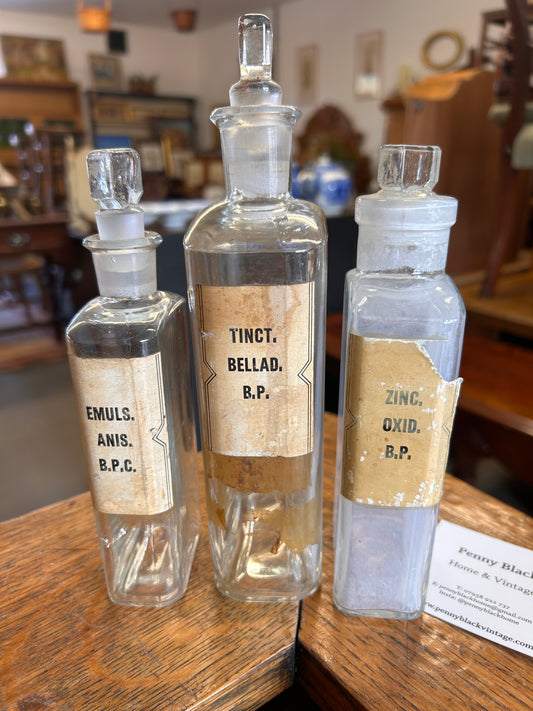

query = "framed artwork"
[206,159,224,186]
[162,147,194,180]
[297,45,318,105]
[138,141,165,173]
[184,158,206,190]
[354,31,384,99]
[154,117,195,150]
[91,97,131,123]
[421,30,464,72]
[94,135,133,149]
[88,53,123,91]
[0,35,68,82]
[154,118,195,179]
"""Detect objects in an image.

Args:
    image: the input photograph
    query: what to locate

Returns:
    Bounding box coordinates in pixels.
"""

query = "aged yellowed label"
[69,353,173,515]
[204,450,312,494]
[342,335,461,507]
[196,283,314,458]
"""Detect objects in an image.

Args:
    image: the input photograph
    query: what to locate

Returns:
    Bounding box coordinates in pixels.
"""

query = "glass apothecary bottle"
[333,145,465,619]
[66,148,200,607]
[184,14,327,602]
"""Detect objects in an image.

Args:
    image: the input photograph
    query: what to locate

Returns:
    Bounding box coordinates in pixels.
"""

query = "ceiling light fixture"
[172,9,197,32]
[78,0,112,33]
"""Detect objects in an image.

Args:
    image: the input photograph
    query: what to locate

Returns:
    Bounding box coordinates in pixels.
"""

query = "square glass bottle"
[333,145,465,619]
[66,148,200,606]
[184,15,327,602]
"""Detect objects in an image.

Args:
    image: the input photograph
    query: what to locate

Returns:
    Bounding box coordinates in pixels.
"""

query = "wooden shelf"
[0,78,80,89]
[86,91,199,198]
[0,80,85,212]
[0,79,83,132]
[87,90,196,146]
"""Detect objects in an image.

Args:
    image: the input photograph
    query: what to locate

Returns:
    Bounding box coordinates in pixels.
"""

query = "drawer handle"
[7,232,31,248]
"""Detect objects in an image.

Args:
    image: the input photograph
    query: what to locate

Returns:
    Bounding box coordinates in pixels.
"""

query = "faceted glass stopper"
[87,148,143,209]
[229,13,281,106]
[378,144,441,194]
[239,13,273,80]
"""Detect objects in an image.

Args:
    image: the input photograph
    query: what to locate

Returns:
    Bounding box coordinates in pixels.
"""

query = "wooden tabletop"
[297,413,533,711]
[1,413,532,710]
[0,485,298,709]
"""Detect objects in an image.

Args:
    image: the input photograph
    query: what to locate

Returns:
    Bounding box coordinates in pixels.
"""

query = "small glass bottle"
[333,145,465,619]
[184,14,327,602]
[66,148,199,607]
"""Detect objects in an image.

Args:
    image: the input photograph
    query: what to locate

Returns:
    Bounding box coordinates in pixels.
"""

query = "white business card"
[424,520,533,657]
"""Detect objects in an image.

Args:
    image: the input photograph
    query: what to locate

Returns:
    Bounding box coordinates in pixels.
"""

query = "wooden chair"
[480,0,533,296]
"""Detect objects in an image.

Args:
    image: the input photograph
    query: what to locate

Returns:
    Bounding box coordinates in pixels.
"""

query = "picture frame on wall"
[153,117,195,151]
[297,45,318,106]
[94,135,133,149]
[138,141,165,173]
[91,97,131,123]
[0,35,68,82]
[354,31,383,99]
[88,53,123,91]
[153,117,196,179]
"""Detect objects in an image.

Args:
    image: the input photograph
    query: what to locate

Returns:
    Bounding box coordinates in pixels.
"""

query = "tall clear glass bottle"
[66,148,199,607]
[333,145,465,619]
[184,14,327,602]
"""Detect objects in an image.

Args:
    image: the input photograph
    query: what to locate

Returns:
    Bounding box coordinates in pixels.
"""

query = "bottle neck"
[84,232,161,298]
[354,190,457,274]
[356,226,450,273]
[212,105,299,200]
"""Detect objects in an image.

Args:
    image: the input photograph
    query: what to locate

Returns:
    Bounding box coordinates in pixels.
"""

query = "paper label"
[196,283,314,457]
[70,353,173,515]
[204,450,312,494]
[341,335,461,507]
[425,520,533,657]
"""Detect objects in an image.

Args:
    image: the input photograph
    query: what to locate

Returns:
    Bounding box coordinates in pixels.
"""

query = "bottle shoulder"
[183,196,327,251]
[66,291,187,334]
[345,270,465,320]
[346,269,462,293]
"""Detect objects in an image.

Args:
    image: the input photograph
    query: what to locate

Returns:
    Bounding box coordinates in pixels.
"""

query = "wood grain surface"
[459,333,533,436]
[0,480,298,710]
[1,413,532,710]
[460,269,533,342]
[451,333,533,486]
[297,412,533,711]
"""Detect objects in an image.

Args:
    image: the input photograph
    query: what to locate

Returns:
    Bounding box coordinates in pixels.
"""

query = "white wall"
[191,6,276,150]
[276,0,493,170]
[0,7,275,150]
[0,8,201,137]
[194,16,240,151]
[1,1,496,167]
[0,10,200,93]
